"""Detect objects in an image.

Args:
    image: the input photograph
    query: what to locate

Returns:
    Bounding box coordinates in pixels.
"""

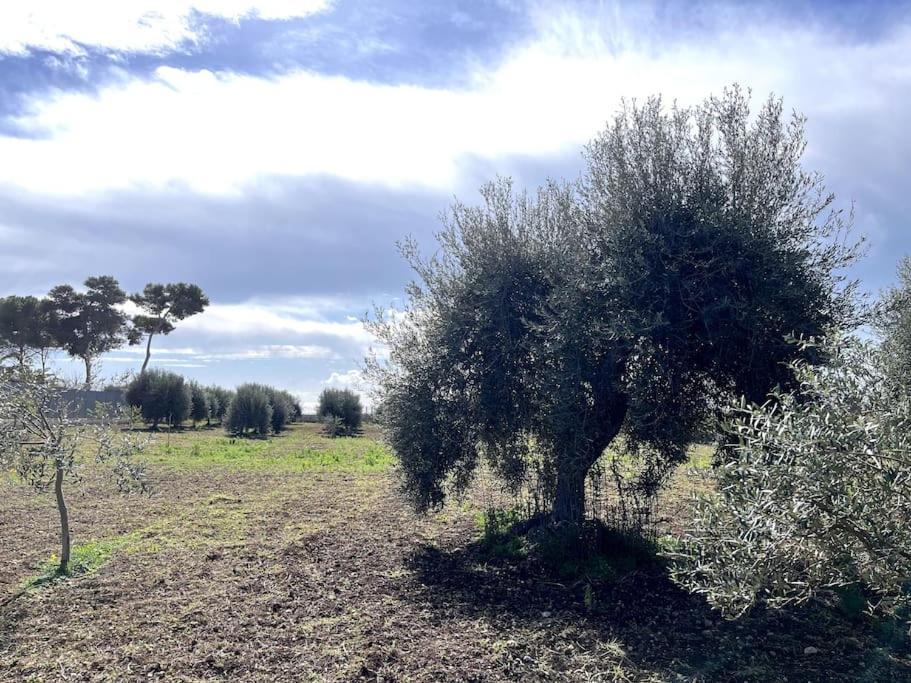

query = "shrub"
[203,389,219,425]
[263,387,296,433]
[670,336,911,620]
[206,385,233,423]
[224,383,272,436]
[188,381,209,426]
[317,388,362,436]
[125,369,191,428]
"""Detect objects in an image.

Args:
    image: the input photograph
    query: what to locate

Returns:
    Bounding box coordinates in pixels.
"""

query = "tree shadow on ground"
[405,539,911,682]
[0,601,25,655]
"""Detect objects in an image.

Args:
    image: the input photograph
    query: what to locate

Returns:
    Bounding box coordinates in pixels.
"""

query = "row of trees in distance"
[0,277,208,385]
[124,370,303,435]
[123,369,364,438]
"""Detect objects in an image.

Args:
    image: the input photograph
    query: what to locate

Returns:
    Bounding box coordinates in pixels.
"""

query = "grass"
[143,422,395,473]
[15,423,395,594]
[23,533,143,589]
[3,425,909,681]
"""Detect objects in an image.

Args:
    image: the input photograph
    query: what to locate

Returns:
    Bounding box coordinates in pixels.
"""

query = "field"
[1,424,909,682]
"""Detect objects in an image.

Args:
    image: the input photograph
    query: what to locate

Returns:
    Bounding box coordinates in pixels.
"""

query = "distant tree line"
[124,370,302,437]
[0,276,208,386]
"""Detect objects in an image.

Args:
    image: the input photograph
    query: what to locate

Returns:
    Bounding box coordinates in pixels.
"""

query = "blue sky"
[1,0,909,408]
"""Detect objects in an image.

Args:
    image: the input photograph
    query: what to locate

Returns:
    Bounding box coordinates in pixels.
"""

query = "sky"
[1,0,909,409]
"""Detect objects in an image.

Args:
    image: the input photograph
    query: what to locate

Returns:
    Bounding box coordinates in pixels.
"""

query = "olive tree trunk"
[54,464,71,573]
[551,395,627,526]
[552,467,589,525]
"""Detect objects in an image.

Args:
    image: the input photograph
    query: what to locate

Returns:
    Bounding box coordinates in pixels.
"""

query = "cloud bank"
[0,1,330,56]
[2,0,911,399]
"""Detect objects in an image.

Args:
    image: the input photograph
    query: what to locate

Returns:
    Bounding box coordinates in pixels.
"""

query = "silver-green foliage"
[188,381,209,425]
[367,87,859,523]
[876,256,911,391]
[0,366,148,573]
[124,369,191,428]
[671,336,911,618]
[224,383,272,436]
[317,388,362,437]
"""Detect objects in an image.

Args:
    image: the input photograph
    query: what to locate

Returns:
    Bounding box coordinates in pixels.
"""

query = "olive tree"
[0,367,147,573]
[188,381,209,427]
[131,283,209,374]
[317,388,362,437]
[224,384,272,436]
[367,88,859,525]
[125,369,192,429]
[206,385,233,424]
[670,336,911,618]
[265,387,296,434]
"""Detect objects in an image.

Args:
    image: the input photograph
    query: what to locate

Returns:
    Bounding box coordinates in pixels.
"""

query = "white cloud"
[2,9,909,197]
[294,368,370,413]
[0,1,330,56]
[97,298,373,376]
[322,368,363,388]
[112,344,336,361]
[178,300,374,348]
[197,344,335,360]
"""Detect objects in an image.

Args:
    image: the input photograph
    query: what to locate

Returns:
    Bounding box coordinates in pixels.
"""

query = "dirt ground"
[1,424,910,682]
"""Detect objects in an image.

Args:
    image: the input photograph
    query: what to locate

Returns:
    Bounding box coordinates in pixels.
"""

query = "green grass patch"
[687,443,715,469]
[477,507,529,561]
[23,532,144,589]
[21,495,254,592]
[143,424,395,473]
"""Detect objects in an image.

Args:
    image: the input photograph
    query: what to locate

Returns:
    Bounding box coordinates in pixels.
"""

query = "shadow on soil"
[405,535,911,682]
[0,602,24,655]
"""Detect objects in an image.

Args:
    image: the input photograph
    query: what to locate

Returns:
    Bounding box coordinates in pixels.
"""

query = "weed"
[478,507,528,561]
[23,533,141,589]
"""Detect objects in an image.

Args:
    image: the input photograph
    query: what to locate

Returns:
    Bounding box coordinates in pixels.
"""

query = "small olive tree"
[317,388,362,437]
[206,385,233,424]
[670,336,911,619]
[264,387,297,433]
[0,367,148,573]
[224,384,272,436]
[125,369,191,428]
[188,381,209,427]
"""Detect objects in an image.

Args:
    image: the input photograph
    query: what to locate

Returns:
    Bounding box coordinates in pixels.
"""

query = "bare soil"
[1,425,909,681]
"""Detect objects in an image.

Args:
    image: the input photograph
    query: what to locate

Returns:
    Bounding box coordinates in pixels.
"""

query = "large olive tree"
[368,88,859,525]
